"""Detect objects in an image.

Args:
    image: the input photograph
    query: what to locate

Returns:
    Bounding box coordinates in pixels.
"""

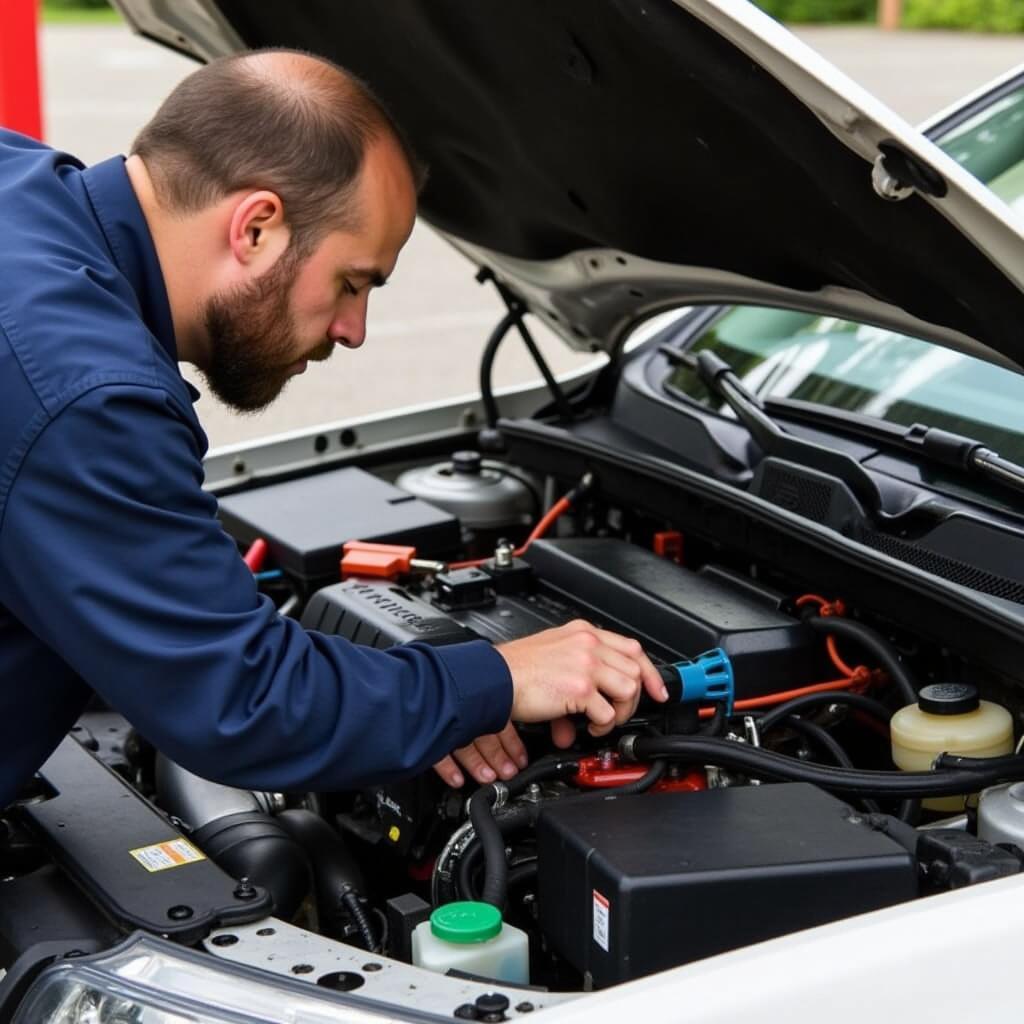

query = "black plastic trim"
[19,739,272,945]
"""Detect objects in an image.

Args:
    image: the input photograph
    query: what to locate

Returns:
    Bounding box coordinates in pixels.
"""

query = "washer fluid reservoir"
[397,451,537,554]
[891,683,1013,811]
[412,901,529,984]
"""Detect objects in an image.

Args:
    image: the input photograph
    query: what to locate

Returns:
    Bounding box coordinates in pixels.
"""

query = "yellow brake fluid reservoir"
[891,683,1013,811]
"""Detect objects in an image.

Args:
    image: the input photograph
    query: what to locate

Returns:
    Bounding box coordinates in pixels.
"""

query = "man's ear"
[227,190,291,273]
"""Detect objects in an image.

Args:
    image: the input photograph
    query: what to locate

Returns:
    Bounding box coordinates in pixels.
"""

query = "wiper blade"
[901,423,1024,498]
[739,394,1024,501]
[689,350,884,515]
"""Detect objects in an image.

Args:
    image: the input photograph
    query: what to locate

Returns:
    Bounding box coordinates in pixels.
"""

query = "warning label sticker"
[593,889,610,951]
[130,838,206,873]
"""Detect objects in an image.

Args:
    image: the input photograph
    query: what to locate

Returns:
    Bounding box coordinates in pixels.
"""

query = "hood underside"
[118,0,1024,367]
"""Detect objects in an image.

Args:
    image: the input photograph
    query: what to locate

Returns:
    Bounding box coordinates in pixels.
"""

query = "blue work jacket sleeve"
[0,383,513,791]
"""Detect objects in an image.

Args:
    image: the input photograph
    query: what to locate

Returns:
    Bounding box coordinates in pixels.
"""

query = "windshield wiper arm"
[901,423,1024,498]
[742,395,1024,501]
[691,350,884,515]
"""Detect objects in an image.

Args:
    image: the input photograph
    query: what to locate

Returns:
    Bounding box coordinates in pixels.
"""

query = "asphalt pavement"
[38,20,1024,449]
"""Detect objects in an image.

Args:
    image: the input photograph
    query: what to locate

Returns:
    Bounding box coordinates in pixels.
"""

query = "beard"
[200,250,334,413]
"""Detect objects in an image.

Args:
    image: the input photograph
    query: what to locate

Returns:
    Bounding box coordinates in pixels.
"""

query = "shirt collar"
[81,156,200,402]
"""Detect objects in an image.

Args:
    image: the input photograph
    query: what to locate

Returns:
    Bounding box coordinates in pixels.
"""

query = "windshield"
[666,82,1024,464]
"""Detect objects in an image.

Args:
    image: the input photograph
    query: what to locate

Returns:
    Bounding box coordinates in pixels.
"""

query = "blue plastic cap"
[675,648,734,715]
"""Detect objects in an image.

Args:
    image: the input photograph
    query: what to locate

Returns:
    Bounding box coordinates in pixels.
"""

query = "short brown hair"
[133,49,424,257]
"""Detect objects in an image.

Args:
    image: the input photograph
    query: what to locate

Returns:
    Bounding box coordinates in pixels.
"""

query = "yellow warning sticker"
[130,838,206,873]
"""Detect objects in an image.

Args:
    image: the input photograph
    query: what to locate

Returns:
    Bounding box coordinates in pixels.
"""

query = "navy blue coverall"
[0,130,512,806]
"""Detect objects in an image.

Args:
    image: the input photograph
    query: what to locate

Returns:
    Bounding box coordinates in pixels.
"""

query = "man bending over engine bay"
[0,50,666,806]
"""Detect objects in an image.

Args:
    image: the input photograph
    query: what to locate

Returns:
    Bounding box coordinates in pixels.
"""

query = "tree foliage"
[754,0,1024,29]
[753,0,874,22]
[904,0,1024,31]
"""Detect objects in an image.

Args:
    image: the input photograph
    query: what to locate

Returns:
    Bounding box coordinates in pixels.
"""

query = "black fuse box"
[537,783,917,988]
[218,467,460,588]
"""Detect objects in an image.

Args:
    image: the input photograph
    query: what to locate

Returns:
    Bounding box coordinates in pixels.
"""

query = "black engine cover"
[303,538,827,698]
[536,783,917,987]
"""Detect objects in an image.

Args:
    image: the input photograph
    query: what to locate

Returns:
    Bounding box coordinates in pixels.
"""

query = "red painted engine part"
[574,754,706,793]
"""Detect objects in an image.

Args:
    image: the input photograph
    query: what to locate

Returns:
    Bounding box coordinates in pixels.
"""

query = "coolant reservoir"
[411,901,529,984]
[891,683,1013,811]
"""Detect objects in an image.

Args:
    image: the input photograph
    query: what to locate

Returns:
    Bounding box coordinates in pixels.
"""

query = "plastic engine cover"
[303,539,827,699]
[537,783,917,987]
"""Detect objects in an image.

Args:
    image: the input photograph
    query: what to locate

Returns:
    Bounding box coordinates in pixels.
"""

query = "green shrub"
[753,0,874,22]
[904,0,1024,30]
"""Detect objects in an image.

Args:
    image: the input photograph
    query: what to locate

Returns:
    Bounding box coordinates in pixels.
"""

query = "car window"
[941,88,1024,212]
[665,81,1024,464]
[666,308,1024,463]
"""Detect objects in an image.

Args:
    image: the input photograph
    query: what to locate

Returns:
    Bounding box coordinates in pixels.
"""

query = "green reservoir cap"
[430,901,502,944]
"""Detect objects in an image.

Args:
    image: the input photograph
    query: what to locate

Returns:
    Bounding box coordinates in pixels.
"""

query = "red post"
[0,0,43,139]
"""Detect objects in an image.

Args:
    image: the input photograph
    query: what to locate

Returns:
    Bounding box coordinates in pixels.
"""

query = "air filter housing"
[537,783,917,987]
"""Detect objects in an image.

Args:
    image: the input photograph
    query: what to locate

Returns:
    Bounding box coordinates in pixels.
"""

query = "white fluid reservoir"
[412,901,529,985]
[891,683,1013,812]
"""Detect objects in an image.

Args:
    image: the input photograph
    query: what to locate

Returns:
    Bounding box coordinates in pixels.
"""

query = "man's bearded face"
[200,250,334,413]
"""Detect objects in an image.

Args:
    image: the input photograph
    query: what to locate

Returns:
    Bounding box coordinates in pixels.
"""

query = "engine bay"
[6,436,1024,1017]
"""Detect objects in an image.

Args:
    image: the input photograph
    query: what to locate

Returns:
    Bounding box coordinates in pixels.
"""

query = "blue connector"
[667,648,734,716]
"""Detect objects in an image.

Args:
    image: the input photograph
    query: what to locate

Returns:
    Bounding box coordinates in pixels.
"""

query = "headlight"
[13,934,416,1024]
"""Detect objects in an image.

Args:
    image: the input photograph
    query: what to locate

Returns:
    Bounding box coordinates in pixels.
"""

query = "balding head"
[133,48,424,258]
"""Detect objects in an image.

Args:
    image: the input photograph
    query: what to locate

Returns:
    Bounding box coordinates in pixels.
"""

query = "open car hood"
[114,0,1024,370]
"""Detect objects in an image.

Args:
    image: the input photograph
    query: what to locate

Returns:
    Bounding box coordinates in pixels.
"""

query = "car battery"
[536,783,917,987]
[218,467,460,590]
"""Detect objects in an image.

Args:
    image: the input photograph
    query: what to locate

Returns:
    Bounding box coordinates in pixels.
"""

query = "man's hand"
[500,619,667,736]
[433,621,667,788]
[433,721,527,787]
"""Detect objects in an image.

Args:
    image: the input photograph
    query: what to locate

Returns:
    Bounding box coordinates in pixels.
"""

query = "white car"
[6,1,1024,1021]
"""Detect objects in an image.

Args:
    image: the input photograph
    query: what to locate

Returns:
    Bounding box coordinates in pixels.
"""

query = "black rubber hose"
[457,838,484,901]
[468,757,579,910]
[461,855,540,902]
[489,278,574,424]
[467,791,507,910]
[340,889,379,954]
[937,752,1022,772]
[805,616,918,705]
[780,716,854,769]
[756,691,893,734]
[456,805,536,902]
[277,810,375,949]
[609,758,667,794]
[189,811,309,920]
[479,309,520,429]
[625,735,1024,797]
[507,312,574,423]
[778,716,882,815]
[506,755,581,797]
